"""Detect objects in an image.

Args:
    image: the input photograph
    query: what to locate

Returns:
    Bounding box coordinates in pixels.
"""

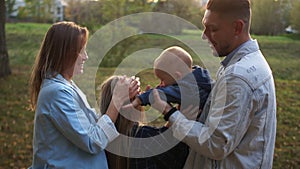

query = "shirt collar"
[221,39,252,67]
[48,73,75,87]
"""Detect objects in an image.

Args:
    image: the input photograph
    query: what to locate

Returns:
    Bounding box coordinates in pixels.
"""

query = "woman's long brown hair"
[29,21,88,110]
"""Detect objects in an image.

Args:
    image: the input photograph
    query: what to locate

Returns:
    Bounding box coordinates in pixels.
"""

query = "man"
[151,0,277,168]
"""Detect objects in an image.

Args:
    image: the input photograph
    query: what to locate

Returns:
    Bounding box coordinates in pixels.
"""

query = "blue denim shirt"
[29,74,119,169]
[169,40,277,169]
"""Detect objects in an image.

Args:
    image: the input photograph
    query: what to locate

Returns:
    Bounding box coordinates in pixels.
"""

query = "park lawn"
[0,23,299,168]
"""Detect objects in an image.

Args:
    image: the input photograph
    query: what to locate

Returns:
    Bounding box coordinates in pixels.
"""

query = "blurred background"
[0,0,299,168]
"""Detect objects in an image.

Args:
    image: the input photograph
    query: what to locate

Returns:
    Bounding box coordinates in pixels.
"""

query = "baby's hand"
[145,85,151,91]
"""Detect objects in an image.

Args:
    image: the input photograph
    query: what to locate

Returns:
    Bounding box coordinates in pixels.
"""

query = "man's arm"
[152,75,254,160]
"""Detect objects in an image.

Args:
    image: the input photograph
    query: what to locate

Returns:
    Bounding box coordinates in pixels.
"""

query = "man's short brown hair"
[206,0,251,24]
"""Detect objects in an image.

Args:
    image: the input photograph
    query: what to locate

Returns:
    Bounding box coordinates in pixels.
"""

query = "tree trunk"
[0,0,11,78]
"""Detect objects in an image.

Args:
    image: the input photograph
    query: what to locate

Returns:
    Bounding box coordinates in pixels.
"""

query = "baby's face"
[154,69,176,87]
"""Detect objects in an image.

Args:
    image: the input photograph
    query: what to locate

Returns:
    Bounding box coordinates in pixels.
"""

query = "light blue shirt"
[29,74,119,169]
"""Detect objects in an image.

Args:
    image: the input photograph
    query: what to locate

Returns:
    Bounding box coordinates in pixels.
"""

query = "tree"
[0,0,11,78]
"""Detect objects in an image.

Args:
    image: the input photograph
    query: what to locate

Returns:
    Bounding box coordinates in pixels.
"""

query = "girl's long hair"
[98,76,139,169]
[29,21,88,110]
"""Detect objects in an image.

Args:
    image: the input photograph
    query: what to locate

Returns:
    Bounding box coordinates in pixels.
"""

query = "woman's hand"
[107,76,136,122]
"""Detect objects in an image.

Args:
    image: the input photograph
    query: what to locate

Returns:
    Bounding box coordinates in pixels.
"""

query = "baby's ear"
[174,71,182,80]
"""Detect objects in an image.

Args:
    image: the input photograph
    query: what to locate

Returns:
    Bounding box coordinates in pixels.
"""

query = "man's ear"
[234,19,245,35]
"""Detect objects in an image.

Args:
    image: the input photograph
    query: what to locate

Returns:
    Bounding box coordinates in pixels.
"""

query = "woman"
[29,21,139,169]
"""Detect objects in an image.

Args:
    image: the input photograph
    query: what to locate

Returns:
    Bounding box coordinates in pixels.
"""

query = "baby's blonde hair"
[154,46,193,79]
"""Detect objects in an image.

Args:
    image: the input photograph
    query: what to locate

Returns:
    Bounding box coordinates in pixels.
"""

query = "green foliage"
[64,0,103,32]
[19,0,54,22]
[151,0,204,33]
[64,0,203,35]
[7,0,298,35]
[251,0,286,35]
[65,0,154,32]
[1,23,300,168]
[290,0,300,31]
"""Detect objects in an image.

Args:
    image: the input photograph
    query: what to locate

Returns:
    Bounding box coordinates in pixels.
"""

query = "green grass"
[6,23,50,66]
[273,79,300,168]
[1,23,300,168]
[253,34,300,81]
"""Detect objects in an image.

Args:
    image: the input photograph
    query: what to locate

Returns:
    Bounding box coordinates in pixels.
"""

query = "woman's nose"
[82,51,88,61]
[84,52,88,60]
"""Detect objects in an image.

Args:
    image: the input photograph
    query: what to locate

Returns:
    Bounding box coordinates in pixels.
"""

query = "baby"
[132,46,212,120]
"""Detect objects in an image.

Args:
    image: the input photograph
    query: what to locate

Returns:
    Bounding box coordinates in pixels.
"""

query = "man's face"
[202,10,236,57]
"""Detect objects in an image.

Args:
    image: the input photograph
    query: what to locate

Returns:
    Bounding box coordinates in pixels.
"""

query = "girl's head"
[98,76,120,116]
[98,75,142,135]
[30,21,89,110]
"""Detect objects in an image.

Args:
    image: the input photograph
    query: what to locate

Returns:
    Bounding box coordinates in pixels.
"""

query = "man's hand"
[151,89,172,115]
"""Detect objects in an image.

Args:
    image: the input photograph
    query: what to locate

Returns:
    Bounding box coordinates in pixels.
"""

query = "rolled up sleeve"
[98,114,119,142]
